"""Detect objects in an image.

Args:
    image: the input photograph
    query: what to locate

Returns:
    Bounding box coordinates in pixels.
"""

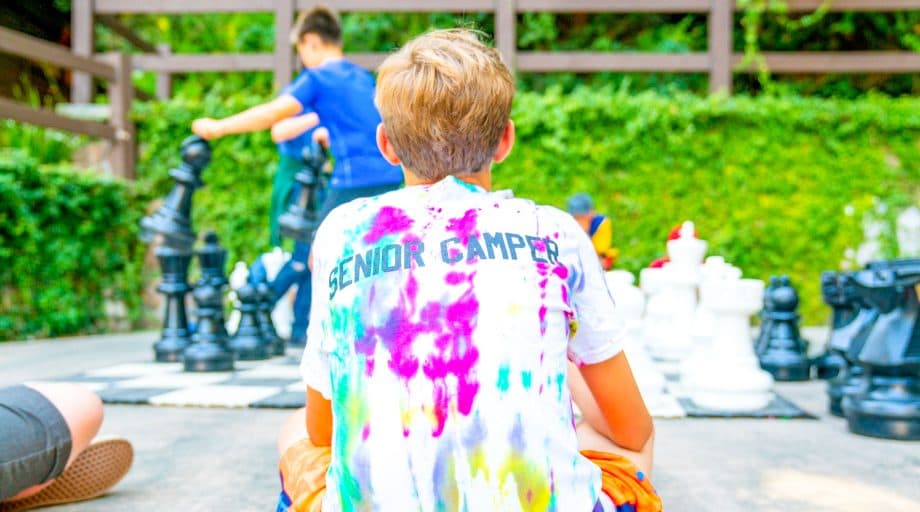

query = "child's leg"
[277,408,308,456]
[7,383,103,500]
[276,408,329,512]
[568,363,654,476]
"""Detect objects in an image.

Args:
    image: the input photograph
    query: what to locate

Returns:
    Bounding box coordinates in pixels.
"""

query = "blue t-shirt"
[280,60,403,189]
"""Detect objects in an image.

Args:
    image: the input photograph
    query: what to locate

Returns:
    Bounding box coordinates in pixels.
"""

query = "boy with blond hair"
[276,29,661,512]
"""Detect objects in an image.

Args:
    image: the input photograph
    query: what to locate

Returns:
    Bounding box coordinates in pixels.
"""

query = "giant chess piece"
[152,246,194,362]
[645,221,706,368]
[141,136,212,362]
[182,232,235,372]
[814,271,860,380]
[255,278,285,356]
[842,260,920,440]
[279,141,328,243]
[754,276,780,355]
[682,278,774,411]
[606,271,667,408]
[228,283,271,360]
[140,135,211,248]
[757,276,811,381]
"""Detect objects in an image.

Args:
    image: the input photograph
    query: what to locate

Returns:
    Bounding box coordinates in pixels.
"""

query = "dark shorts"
[317,182,403,222]
[0,385,72,501]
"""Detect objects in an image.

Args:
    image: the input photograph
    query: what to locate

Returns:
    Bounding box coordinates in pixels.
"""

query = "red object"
[667,224,698,241]
[649,257,670,268]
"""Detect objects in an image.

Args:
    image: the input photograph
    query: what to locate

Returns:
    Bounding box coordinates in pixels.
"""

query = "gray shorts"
[0,385,72,501]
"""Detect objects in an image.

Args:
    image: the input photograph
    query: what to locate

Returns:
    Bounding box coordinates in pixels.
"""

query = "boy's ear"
[492,120,515,164]
[376,123,402,165]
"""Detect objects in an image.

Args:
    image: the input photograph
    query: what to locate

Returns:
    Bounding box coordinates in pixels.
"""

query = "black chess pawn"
[228,283,271,360]
[757,276,811,381]
[814,271,860,380]
[754,276,780,355]
[255,282,285,357]
[842,261,920,440]
[182,232,235,371]
[152,246,194,362]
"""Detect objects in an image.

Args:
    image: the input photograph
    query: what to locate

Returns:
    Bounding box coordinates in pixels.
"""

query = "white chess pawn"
[258,248,294,340]
[682,278,774,411]
[690,256,742,344]
[225,261,249,334]
[606,270,667,408]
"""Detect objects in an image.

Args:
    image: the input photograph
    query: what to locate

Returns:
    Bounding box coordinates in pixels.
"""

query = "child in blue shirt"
[192,6,403,346]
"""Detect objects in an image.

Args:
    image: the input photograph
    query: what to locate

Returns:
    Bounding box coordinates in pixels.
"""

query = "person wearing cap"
[567,193,619,270]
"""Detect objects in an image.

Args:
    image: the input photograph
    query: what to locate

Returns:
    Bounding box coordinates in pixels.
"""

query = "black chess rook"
[152,246,194,362]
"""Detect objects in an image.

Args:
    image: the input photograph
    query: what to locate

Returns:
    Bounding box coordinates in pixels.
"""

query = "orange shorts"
[277,438,662,512]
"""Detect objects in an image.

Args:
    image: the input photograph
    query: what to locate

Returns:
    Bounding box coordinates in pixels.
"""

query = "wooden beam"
[0,26,115,80]
[304,0,495,11]
[495,0,517,69]
[517,0,710,12]
[101,53,135,179]
[733,52,920,73]
[0,98,115,139]
[94,0,274,13]
[71,0,94,103]
[779,0,920,12]
[517,52,710,72]
[274,0,295,90]
[347,52,389,70]
[131,53,275,72]
[709,0,733,94]
[97,15,157,53]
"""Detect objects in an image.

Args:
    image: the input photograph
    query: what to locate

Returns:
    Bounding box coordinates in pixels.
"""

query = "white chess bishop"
[643,221,707,367]
[681,277,774,411]
[605,270,667,408]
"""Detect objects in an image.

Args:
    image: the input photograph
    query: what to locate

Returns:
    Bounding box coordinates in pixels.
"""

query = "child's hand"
[312,127,330,149]
[191,118,223,140]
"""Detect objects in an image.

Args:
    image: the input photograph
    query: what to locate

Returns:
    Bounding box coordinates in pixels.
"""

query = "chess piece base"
[229,333,272,361]
[760,360,811,382]
[183,343,235,372]
[154,335,190,363]
[843,374,920,441]
[827,366,867,417]
[813,351,846,380]
[684,358,774,412]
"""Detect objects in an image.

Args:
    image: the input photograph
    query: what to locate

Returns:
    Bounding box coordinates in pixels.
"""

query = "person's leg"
[6,384,103,501]
[276,408,328,512]
[277,408,308,456]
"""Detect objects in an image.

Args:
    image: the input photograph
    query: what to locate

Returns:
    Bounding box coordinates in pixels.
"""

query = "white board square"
[116,373,230,389]
[149,385,281,408]
[86,363,181,378]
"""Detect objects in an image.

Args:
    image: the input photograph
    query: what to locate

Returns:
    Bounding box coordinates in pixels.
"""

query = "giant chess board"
[33,357,814,419]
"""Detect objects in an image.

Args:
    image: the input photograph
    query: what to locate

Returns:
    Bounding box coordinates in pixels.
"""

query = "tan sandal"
[0,438,133,512]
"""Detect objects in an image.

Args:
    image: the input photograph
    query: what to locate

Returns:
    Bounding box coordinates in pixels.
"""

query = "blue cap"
[567,193,594,215]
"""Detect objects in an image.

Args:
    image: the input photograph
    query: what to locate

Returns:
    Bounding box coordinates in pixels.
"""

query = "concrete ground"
[2,332,918,512]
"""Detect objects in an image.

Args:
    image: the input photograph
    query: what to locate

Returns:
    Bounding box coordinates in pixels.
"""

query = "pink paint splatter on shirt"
[364,206,414,244]
[446,209,479,247]
[362,424,371,440]
[552,264,569,280]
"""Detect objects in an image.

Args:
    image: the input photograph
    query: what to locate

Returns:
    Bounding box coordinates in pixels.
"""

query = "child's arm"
[306,386,333,447]
[569,357,654,473]
[271,112,321,143]
[191,95,303,140]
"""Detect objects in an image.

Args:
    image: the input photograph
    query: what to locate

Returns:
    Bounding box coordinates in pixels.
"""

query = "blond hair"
[375,29,515,181]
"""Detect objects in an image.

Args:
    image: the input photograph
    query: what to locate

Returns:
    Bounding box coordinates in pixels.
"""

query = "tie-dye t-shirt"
[301,176,625,512]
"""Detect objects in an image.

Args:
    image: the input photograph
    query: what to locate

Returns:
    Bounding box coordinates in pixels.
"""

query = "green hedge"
[135,90,919,323]
[3,89,917,340]
[0,152,145,340]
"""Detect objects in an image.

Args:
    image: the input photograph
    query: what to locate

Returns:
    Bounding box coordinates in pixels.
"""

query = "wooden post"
[708,0,733,94]
[495,0,517,71]
[71,0,94,103]
[104,52,135,180]
[274,0,295,90]
[155,44,173,100]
